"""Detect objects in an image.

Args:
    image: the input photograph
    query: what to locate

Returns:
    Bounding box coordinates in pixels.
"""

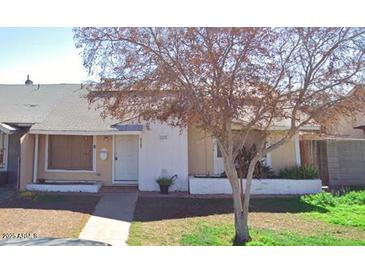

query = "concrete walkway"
[79,192,138,246]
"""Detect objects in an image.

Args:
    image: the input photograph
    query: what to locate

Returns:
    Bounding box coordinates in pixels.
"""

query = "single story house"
[1,79,358,193]
[300,110,365,189]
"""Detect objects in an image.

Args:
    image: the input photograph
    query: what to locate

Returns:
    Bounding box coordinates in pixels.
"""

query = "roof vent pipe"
[25,75,33,85]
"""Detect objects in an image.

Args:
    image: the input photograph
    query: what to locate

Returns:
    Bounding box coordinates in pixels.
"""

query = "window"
[47,135,94,171]
[214,141,225,174]
[0,133,6,170]
[216,143,222,158]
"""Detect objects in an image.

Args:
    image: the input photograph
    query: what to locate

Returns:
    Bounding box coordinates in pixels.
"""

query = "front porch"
[25,181,139,194]
[20,121,189,193]
[20,133,143,192]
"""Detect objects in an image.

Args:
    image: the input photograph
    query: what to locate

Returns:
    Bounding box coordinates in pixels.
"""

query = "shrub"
[337,191,365,205]
[279,165,319,179]
[301,190,365,208]
[19,191,39,200]
[221,162,274,179]
[235,144,275,179]
[156,176,174,186]
[299,165,319,179]
[301,192,337,207]
[279,166,300,179]
[257,164,275,179]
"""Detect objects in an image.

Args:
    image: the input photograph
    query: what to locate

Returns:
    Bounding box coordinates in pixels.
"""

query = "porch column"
[294,134,301,166]
[32,134,39,183]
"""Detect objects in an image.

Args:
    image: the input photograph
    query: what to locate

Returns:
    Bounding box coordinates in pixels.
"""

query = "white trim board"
[44,135,97,173]
[0,123,17,134]
[30,130,142,136]
[112,181,138,185]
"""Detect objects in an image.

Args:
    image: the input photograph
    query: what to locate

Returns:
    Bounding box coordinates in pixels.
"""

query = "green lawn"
[180,224,365,246]
[301,191,365,229]
[128,191,365,246]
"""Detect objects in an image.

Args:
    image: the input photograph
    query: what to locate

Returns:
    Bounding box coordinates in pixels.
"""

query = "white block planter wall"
[26,182,102,193]
[189,177,322,195]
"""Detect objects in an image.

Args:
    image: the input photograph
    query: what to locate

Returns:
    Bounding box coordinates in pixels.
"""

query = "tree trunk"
[224,159,250,244]
[218,133,252,245]
[241,156,260,241]
[240,175,244,211]
[231,181,250,244]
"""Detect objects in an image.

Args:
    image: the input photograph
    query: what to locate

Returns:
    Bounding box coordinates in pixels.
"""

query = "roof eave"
[0,123,19,134]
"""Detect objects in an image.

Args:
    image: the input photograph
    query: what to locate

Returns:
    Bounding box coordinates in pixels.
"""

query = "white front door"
[114,135,139,182]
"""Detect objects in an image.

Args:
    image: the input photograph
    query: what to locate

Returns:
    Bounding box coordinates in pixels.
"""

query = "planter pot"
[159,185,170,194]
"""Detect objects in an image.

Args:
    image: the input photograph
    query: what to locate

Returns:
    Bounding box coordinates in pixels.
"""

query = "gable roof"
[0,83,319,134]
[0,84,125,134]
[0,84,75,124]
[29,87,121,134]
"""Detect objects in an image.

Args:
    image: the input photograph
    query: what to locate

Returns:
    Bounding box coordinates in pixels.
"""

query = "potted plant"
[156,175,177,194]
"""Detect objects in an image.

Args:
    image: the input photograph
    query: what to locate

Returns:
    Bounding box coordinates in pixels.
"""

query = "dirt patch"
[133,196,324,221]
[0,193,100,239]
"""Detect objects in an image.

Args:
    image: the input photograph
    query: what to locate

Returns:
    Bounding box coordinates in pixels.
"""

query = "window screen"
[48,135,93,170]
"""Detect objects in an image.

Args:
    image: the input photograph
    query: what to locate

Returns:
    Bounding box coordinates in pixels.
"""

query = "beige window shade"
[48,135,93,170]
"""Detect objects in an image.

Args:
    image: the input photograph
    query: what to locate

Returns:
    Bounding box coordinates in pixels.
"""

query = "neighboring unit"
[300,109,365,189]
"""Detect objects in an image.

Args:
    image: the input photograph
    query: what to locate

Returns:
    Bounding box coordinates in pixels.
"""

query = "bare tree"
[74,27,365,244]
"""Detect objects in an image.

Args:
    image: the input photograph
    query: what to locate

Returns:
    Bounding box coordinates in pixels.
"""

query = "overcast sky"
[0,27,89,84]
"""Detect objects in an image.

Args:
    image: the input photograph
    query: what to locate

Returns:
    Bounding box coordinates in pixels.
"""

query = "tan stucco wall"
[270,132,297,173]
[19,134,34,191]
[37,135,113,185]
[327,114,365,138]
[187,126,298,175]
[34,130,298,183]
[188,125,214,175]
